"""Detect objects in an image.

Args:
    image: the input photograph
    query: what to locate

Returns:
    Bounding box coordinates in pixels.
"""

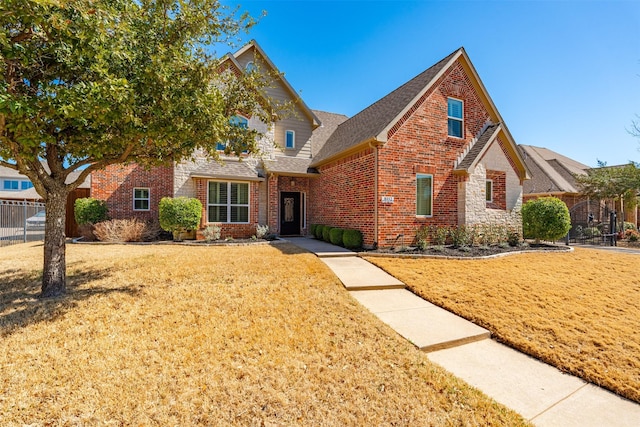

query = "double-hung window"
[133,188,150,211]
[217,116,249,151]
[416,174,433,217]
[208,181,249,223]
[486,180,493,203]
[285,130,295,149]
[447,98,463,138]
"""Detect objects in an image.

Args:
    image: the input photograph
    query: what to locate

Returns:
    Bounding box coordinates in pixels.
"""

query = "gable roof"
[222,40,321,129]
[310,47,528,180]
[454,123,501,172]
[310,110,349,157]
[519,145,589,195]
[311,49,458,166]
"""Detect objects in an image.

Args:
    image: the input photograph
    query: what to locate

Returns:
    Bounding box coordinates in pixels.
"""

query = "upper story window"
[447,98,463,138]
[245,61,257,73]
[285,130,295,149]
[486,180,493,202]
[3,179,33,191]
[133,188,150,211]
[217,116,249,151]
[416,174,433,217]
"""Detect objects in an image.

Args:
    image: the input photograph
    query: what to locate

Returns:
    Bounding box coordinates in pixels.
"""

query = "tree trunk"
[41,189,68,297]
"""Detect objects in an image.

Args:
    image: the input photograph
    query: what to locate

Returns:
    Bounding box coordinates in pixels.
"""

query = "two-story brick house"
[92,42,529,247]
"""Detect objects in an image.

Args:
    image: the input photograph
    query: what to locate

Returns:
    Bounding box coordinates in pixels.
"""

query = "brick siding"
[193,178,261,239]
[91,163,174,222]
[309,149,376,245]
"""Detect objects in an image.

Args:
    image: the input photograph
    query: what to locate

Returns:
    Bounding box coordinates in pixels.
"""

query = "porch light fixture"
[290,179,295,187]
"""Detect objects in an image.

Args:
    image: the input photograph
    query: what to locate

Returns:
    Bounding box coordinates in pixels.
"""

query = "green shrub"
[74,197,108,225]
[158,197,202,240]
[329,227,344,246]
[343,229,363,249]
[521,197,571,243]
[450,225,473,248]
[314,225,324,239]
[309,224,317,236]
[322,226,333,242]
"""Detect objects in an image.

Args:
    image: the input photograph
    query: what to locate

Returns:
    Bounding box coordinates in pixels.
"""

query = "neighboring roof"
[222,40,321,129]
[455,123,501,172]
[311,49,459,166]
[0,187,42,200]
[189,159,264,181]
[0,162,91,191]
[519,145,590,194]
[310,110,349,157]
[263,156,318,176]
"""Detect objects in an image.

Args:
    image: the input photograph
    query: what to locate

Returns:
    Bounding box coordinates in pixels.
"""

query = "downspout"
[372,142,379,248]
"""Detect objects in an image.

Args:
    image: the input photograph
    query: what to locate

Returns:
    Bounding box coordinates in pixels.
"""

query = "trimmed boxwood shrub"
[74,197,108,225]
[522,196,570,243]
[159,197,202,240]
[309,224,318,236]
[322,226,333,242]
[329,227,344,246]
[314,225,324,239]
[343,229,363,249]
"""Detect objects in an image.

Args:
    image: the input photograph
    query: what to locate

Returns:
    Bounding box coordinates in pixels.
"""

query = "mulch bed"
[363,243,570,258]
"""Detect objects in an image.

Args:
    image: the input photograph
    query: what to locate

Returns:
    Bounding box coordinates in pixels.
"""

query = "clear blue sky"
[221,0,640,167]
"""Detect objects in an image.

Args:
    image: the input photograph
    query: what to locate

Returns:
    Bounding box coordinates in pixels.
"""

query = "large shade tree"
[0,0,279,297]
[575,161,640,225]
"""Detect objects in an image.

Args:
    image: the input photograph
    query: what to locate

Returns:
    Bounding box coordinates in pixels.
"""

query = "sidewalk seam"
[528,382,590,422]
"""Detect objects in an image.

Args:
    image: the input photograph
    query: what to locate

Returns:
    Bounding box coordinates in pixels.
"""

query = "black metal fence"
[567,200,619,246]
[0,199,46,246]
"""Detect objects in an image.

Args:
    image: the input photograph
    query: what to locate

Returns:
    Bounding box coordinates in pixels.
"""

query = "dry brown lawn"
[365,247,640,403]
[0,242,528,426]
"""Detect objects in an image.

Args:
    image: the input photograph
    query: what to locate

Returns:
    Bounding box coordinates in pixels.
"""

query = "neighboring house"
[520,145,591,208]
[0,165,40,201]
[520,145,639,228]
[0,164,91,236]
[92,42,530,247]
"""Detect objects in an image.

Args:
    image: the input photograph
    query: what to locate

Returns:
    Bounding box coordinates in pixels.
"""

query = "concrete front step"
[321,257,405,290]
[350,289,490,352]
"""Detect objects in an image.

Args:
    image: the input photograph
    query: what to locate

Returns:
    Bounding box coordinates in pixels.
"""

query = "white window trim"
[206,180,251,224]
[486,179,493,203]
[285,130,295,149]
[416,174,433,217]
[447,97,464,139]
[133,187,150,211]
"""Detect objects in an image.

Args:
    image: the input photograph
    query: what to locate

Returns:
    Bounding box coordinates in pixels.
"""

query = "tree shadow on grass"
[0,264,140,337]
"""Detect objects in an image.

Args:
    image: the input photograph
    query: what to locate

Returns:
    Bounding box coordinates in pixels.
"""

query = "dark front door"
[280,192,301,236]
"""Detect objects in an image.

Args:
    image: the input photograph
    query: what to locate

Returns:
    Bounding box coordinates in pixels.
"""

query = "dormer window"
[285,130,295,149]
[447,98,463,138]
[245,61,257,72]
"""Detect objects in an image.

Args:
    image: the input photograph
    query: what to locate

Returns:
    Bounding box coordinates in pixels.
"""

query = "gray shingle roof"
[189,158,263,181]
[310,110,349,157]
[455,124,500,171]
[263,156,318,175]
[311,48,461,166]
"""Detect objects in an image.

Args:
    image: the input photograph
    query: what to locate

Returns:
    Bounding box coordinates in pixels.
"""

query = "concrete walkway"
[286,237,640,427]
